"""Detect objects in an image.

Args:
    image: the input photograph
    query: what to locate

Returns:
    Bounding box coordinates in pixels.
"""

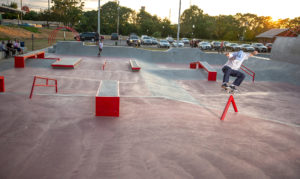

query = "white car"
[157,40,170,48]
[182,38,190,44]
[241,44,255,52]
[172,40,184,47]
[198,42,212,50]
[141,36,152,45]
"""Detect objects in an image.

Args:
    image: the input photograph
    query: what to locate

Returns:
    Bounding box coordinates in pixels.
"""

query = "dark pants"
[222,66,245,86]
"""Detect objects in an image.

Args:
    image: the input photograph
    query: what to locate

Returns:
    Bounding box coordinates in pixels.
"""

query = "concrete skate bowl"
[0,41,299,178]
[271,36,300,65]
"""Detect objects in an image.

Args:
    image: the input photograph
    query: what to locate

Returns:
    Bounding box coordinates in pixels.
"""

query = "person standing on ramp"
[98,39,103,57]
[221,50,258,92]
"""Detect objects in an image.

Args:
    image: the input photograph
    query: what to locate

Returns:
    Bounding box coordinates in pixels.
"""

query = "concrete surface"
[0,43,299,179]
[271,36,300,65]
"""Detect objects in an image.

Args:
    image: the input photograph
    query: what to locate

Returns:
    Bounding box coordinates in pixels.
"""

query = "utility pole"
[98,0,101,35]
[177,0,181,48]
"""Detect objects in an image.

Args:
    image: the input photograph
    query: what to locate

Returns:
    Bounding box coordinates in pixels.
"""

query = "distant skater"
[221,50,258,92]
[98,39,103,57]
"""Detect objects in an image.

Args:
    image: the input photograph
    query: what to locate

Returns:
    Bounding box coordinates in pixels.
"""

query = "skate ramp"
[271,36,300,65]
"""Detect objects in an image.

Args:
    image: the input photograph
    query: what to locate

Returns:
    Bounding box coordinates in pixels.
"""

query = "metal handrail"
[29,76,58,99]
[241,65,255,82]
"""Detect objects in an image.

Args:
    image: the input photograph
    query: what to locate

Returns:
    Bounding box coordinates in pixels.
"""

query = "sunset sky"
[10,0,300,23]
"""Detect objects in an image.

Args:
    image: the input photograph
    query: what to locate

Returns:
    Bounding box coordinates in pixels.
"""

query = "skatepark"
[0,37,299,178]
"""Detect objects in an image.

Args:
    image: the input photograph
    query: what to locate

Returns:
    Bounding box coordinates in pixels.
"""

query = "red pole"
[55,80,58,93]
[29,76,37,99]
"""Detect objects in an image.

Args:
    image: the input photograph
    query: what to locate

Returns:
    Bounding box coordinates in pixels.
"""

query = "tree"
[51,0,84,27]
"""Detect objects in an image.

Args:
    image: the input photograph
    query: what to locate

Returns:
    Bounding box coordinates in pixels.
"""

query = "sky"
[7,0,300,23]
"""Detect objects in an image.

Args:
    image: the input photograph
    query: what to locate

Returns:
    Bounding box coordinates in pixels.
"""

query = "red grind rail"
[102,60,107,70]
[240,65,255,82]
[221,95,238,121]
[29,76,58,99]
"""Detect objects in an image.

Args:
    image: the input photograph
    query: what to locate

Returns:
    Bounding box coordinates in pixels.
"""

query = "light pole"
[177,0,181,48]
[98,0,101,35]
[117,1,120,35]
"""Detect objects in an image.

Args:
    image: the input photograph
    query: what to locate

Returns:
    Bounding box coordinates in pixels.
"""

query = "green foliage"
[152,32,161,38]
[20,26,40,33]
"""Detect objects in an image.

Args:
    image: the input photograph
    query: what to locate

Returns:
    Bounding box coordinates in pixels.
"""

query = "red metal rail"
[102,60,107,70]
[29,76,58,99]
[221,95,238,121]
[240,65,255,82]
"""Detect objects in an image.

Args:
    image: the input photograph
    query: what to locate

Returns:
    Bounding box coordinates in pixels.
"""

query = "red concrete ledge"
[14,51,45,68]
[130,59,141,72]
[51,58,82,69]
[95,80,120,117]
[190,61,217,81]
[0,76,5,92]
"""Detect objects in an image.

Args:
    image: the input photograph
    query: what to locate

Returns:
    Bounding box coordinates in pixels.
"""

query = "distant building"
[141,6,145,11]
[256,28,298,44]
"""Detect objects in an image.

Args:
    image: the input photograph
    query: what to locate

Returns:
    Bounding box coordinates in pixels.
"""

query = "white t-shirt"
[224,51,250,70]
[99,42,103,49]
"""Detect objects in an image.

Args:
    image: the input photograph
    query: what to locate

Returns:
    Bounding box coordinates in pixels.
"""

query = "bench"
[14,51,45,68]
[95,80,120,117]
[51,57,82,69]
[190,61,217,81]
[0,76,4,92]
[130,59,141,72]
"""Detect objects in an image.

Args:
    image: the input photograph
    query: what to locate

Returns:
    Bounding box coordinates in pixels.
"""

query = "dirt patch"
[0,25,75,40]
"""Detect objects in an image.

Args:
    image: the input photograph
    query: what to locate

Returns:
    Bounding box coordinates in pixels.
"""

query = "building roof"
[0,5,25,14]
[256,28,289,38]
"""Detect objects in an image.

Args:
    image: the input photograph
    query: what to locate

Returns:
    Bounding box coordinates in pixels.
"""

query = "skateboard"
[221,87,239,94]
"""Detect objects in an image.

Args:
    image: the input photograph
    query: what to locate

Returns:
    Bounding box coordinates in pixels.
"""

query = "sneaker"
[221,83,230,89]
[229,85,238,92]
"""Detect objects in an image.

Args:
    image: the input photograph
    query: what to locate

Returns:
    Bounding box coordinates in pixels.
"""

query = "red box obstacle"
[220,95,238,121]
[29,76,58,99]
[14,51,45,68]
[95,80,120,117]
[0,76,5,92]
[130,59,141,72]
[190,61,217,81]
[190,62,198,69]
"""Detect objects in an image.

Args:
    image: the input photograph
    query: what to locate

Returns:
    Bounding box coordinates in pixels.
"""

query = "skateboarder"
[222,50,258,92]
[98,39,103,57]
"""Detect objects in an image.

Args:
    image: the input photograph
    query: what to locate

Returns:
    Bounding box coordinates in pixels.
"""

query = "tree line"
[2,1,299,41]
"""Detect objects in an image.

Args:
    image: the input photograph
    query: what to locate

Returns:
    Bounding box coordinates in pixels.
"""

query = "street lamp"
[117,1,120,35]
[98,0,101,35]
[177,0,181,48]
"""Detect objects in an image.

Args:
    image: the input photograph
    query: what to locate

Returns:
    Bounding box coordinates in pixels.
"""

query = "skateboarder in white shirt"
[98,39,103,57]
[222,50,258,92]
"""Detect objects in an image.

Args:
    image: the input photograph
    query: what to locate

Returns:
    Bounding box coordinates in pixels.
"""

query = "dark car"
[111,33,119,40]
[127,35,141,46]
[79,32,99,41]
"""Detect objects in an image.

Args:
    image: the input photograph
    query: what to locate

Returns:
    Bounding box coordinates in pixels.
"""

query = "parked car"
[241,44,255,52]
[182,38,190,44]
[211,41,221,50]
[127,35,141,46]
[190,39,200,48]
[198,42,212,50]
[172,40,184,47]
[251,43,267,52]
[157,40,170,48]
[141,36,152,45]
[111,33,118,40]
[79,32,99,41]
[166,37,174,44]
[226,43,241,51]
[151,37,158,45]
[265,43,272,52]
